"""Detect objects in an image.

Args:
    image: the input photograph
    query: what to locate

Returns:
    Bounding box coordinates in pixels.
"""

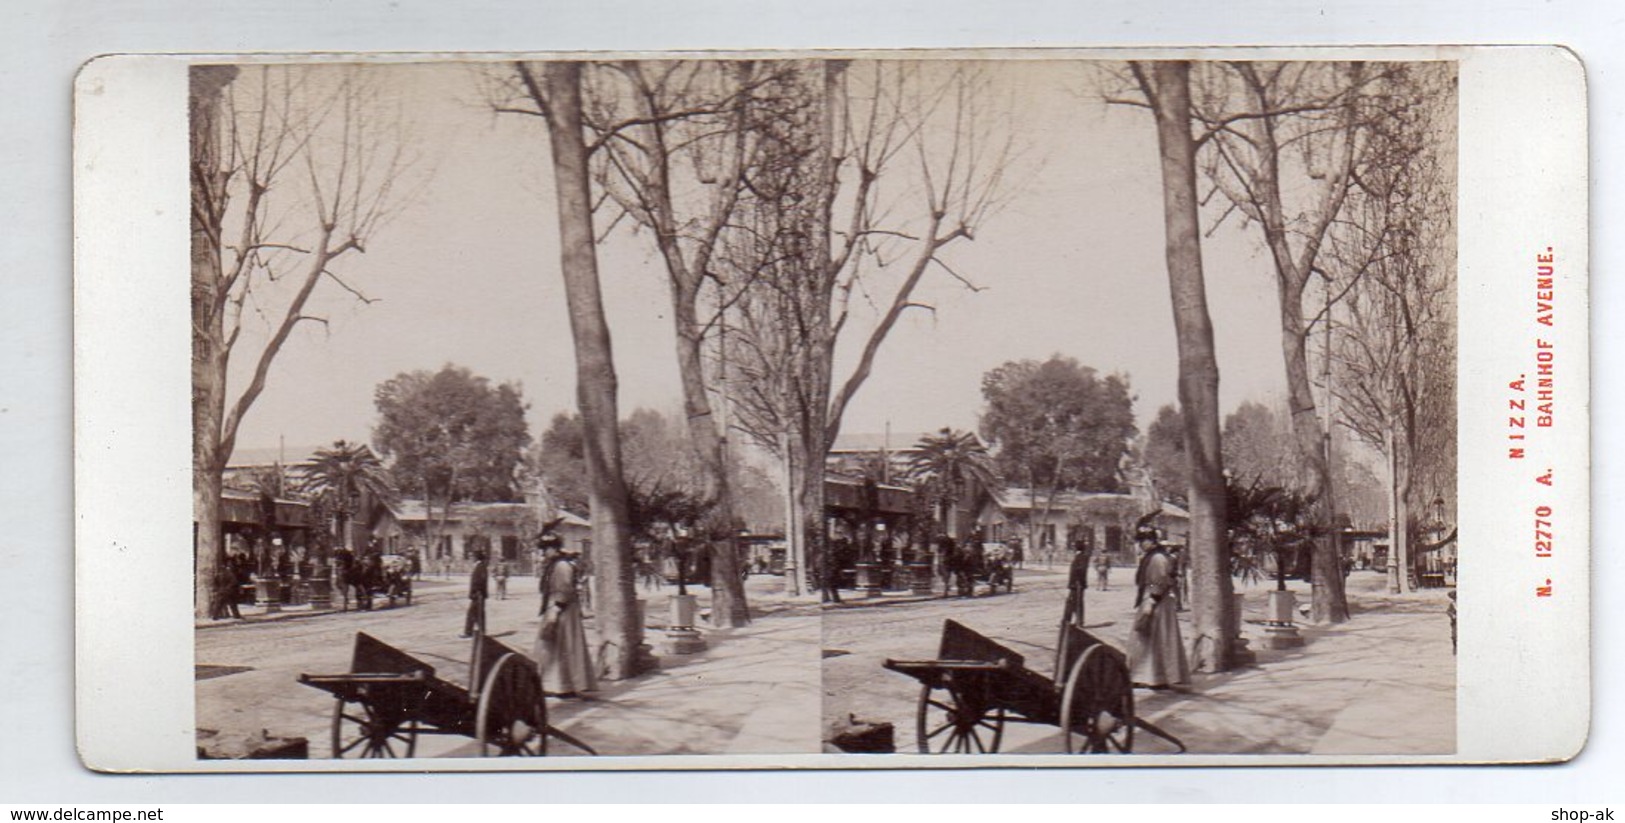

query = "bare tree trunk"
[190,66,237,620]
[1279,281,1349,622]
[539,62,642,680]
[800,444,831,601]
[672,302,749,626]
[1389,422,1414,593]
[1143,61,1234,672]
[780,430,805,596]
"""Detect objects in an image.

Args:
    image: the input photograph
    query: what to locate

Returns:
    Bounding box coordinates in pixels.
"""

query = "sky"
[224,59,1303,461]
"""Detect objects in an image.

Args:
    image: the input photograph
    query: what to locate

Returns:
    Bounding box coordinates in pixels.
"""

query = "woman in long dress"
[1128,526,1190,689]
[534,537,597,697]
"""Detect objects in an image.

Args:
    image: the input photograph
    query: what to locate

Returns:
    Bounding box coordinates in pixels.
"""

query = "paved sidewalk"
[537,608,822,756]
[1000,575,1457,755]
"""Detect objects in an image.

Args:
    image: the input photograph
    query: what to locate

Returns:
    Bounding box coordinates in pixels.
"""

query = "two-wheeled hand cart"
[298,631,595,758]
[883,619,1185,754]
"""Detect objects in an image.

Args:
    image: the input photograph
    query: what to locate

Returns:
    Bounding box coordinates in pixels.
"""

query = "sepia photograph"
[181,56,1461,763]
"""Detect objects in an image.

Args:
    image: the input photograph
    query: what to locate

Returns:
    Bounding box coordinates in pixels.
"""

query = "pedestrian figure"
[534,532,596,697]
[356,553,381,611]
[957,535,982,597]
[210,560,241,620]
[638,545,664,592]
[495,558,510,601]
[935,534,955,598]
[332,549,353,612]
[1093,549,1111,591]
[408,548,423,581]
[1063,540,1090,629]
[1128,526,1189,690]
[461,550,489,638]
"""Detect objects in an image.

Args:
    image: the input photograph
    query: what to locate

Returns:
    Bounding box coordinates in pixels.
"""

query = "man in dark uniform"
[461,549,489,638]
[1063,538,1091,629]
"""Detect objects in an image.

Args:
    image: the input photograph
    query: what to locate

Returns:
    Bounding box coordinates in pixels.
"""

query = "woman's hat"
[1134,525,1160,543]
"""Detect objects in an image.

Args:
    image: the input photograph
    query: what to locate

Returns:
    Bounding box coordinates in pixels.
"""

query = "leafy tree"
[980,356,1136,493]
[905,427,998,538]
[531,407,781,547]
[979,355,1137,553]
[1142,404,1188,506]
[531,411,590,515]
[1225,476,1317,591]
[372,365,530,560]
[1222,401,1302,490]
[299,440,396,554]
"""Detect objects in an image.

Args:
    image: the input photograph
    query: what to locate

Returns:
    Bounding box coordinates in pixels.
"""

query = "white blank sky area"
[227,60,1296,457]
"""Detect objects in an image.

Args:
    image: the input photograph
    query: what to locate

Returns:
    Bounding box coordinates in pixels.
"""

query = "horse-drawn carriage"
[374,554,413,606]
[884,619,1185,754]
[947,542,1014,596]
[299,631,594,758]
[343,554,412,610]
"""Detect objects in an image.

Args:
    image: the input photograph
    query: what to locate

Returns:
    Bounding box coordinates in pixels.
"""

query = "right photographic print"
[816,58,1458,758]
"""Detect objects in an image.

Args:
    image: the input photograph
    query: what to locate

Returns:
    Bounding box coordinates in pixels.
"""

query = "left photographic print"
[189,60,824,760]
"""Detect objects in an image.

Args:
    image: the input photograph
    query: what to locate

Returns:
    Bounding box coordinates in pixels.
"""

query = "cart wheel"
[476,652,548,756]
[916,680,1005,754]
[331,697,418,758]
[1059,645,1134,754]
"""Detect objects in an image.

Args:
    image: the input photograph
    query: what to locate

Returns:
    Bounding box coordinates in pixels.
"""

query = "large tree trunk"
[1145,61,1235,673]
[1277,280,1349,622]
[671,300,750,627]
[799,441,831,602]
[1237,63,1358,626]
[540,62,643,680]
[190,66,236,620]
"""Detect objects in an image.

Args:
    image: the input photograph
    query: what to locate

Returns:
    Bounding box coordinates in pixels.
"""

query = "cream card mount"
[74,46,1587,771]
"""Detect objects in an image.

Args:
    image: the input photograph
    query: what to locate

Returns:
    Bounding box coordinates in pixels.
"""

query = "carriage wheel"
[916,680,1005,754]
[1059,645,1134,754]
[476,653,548,756]
[331,698,419,758]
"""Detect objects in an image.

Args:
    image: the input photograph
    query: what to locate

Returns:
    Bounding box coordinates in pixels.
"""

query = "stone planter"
[1262,589,1304,649]
[854,562,884,598]
[254,579,281,613]
[908,562,935,596]
[662,593,706,655]
[306,576,332,610]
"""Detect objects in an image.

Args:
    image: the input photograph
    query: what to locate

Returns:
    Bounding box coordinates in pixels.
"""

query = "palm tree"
[300,440,396,553]
[905,428,998,538]
[246,463,298,500]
